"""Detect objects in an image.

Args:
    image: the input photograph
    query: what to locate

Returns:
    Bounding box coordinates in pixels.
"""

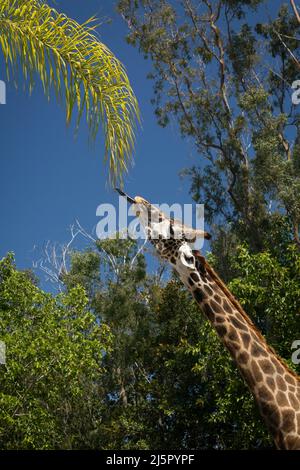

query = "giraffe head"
[116,189,210,241]
[116,189,210,285]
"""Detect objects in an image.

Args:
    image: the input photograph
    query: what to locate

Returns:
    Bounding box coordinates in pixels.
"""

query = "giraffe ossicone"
[116,189,300,450]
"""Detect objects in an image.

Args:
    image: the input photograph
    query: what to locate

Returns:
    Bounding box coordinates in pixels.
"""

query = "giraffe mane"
[200,257,300,382]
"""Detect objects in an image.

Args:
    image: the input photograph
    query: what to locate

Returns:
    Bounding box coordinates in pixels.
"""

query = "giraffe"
[116,189,300,450]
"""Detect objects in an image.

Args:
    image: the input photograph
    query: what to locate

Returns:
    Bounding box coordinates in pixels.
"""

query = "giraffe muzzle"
[115,188,136,204]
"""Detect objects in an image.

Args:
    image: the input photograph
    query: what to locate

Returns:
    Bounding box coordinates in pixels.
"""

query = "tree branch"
[291,0,300,25]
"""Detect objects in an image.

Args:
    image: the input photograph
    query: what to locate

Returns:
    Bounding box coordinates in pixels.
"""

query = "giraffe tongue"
[115,188,136,204]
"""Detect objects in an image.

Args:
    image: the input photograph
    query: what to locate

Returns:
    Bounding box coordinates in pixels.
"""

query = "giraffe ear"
[194,229,211,240]
[169,224,175,236]
[181,228,211,241]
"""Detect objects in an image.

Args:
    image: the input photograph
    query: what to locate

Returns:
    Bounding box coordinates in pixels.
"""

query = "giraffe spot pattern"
[204,284,213,296]
[275,433,285,449]
[245,371,256,388]
[238,351,249,365]
[241,332,251,349]
[273,361,285,375]
[231,316,248,332]
[288,392,299,409]
[285,374,297,386]
[215,316,225,323]
[266,376,275,390]
[285,435,300,450]
[190,272,200,283]
[276,391,289,407]
[210,299,222,314]
[276,375,287,392]
[269,409,281,428]
[251,343,268,358]
[215,324,227,337]
[259,360,275,375]
[203,303,214,322]
[222,299,233,313]
[227,327,239,342]
[193,289,204,303]
[260,402,277,419]
[296,413,300,430]
[226,342,241,357]
[258,385,273,402]
[281,410,296,433]
[251,361,263,382]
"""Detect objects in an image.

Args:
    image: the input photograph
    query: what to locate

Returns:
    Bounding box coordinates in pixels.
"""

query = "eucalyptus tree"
[117,0,300,256]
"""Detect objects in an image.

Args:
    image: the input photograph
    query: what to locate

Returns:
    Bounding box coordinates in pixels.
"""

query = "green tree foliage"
[0,254,112,449]
[1,233,299,448]
[62,238,151,449]
[117,0,300,249]
[1,1,300,450]
[25,233,296,450]
[0,0,140,184]
[229,244,300,360]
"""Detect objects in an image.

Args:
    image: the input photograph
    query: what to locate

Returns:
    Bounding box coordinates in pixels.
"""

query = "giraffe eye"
[184,254,195,265]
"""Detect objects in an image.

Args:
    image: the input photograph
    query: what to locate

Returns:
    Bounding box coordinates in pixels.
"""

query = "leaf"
[0,0,140,185]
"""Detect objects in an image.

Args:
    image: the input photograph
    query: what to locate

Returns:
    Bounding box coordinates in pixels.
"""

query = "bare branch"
[32,220,97,289]
[291,0,300,25]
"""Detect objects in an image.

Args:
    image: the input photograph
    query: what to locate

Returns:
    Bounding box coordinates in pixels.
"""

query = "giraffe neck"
[180,258,300,450]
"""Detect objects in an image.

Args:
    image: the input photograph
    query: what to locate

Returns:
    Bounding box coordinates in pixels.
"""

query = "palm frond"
[0,0,140,185]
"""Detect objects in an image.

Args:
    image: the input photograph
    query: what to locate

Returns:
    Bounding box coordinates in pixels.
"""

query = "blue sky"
[0,0,198,281]
[0,0,289,287]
